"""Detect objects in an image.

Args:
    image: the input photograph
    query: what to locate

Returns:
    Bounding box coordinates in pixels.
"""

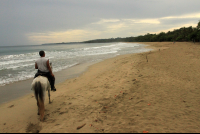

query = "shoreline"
[0,42,151,105]
[0,61,98,105]
[2,42,200,132]
[0,42,158,133]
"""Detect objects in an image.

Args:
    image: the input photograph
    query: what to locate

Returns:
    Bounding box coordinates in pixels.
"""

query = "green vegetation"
[83,21,200,43]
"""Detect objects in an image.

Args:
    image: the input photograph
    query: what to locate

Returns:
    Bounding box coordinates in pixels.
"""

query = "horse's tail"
[34,81,44,103]
[34,81,45,121]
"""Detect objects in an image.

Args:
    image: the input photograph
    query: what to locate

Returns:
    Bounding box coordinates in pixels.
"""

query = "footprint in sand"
[26,122,42,133]
[8,105,14,108]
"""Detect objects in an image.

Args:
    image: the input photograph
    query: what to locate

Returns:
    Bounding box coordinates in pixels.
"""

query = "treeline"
[82,37,126,43]
[83,21,200,43]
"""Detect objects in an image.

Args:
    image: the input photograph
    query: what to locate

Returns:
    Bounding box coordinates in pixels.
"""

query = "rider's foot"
[51,88,56,92]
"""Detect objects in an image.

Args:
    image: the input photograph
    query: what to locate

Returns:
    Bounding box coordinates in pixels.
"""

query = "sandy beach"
[1,42,200,133]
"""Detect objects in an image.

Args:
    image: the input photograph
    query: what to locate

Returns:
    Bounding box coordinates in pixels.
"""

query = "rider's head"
[39,50,45,57]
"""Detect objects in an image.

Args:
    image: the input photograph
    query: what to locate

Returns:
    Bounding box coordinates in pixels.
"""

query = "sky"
[1,0,200,46]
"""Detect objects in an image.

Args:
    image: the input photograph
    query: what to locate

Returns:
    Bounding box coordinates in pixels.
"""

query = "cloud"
[27,29,102,44]
[27,11,200,44]
[1,0,200,46]
[92,19,120,24]
[135,19,160,24]
[161,12,200,20]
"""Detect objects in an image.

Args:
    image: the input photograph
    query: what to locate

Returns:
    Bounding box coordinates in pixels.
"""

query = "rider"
[34,50,56,91]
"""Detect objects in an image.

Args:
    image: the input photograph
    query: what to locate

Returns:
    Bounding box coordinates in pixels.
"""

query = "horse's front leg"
[48,90,51,104]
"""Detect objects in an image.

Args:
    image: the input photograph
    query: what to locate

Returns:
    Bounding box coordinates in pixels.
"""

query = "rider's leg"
[46,72,56,91]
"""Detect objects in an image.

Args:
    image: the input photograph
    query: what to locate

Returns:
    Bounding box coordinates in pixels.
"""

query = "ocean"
[0,42,152,87]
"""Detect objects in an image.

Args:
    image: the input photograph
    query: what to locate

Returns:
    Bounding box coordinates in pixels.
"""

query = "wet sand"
[1,42,200,133]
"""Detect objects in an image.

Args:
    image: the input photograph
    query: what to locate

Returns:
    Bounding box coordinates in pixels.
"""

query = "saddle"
[34,70,50,81]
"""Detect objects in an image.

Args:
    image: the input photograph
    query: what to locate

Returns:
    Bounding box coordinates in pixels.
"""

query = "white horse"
[31,63,52,121]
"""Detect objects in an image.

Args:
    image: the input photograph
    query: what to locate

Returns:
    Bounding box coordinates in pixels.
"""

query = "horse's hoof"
[40,119,43,122]
[40,117,45,122]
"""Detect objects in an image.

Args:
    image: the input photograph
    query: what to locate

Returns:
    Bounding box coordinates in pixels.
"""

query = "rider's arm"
[47,60,54,77]
[35,62,38,69]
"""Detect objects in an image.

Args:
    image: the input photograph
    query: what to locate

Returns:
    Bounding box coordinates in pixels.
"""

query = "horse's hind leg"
[39,100,45,121]
[37,101,40,115]
[35,96,40,115]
